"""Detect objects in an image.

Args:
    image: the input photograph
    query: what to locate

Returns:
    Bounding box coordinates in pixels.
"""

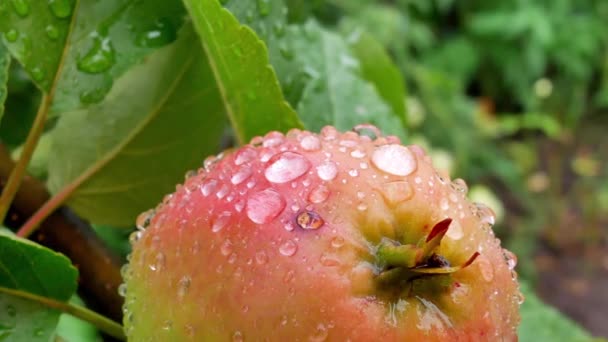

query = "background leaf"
[287,21,406,139]
[47,24,227,226]
[345,30,407,126]
[0,230,78,341]
[0,0,74,91]
[0,42,9,122]
[519,281,596,342]
[184,0,303,144]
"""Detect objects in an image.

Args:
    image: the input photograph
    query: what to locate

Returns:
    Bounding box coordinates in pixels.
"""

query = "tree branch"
[0,144,124,323]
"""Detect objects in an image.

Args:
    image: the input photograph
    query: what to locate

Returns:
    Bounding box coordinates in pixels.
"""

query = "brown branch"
[0,144,124,323]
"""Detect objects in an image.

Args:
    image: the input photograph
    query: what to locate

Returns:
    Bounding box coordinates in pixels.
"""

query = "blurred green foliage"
[1,0,606,339]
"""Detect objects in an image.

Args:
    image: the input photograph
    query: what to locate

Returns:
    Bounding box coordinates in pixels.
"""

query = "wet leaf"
[0,42,9,122]
[184,0,303,144]
[48,24,227,226]
[0,0,185,112]
[0,0,74,91]
[0,230,78,341]
[346,30,407,126]
[52,0,186,113]
[288,21,406,139]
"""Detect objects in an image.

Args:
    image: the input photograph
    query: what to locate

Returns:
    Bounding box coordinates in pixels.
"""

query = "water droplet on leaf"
[45,25,59,40]
[77,33,115,74]
[11,0,30,17]
[136,18,176,48]
[48,0,72,18]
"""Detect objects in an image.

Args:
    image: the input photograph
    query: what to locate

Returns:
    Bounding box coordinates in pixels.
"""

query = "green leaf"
[345,30,407,127]
[47,24,227,226]
[0,0,74,91]
[0,42,9,123]
[224,2,406,138]
[52,0,186,113]
[0,0,186,112]
[519,281,596,342]
[0,230,78,341]
[184,0,303,144]
[56,296,102,342]
[287,21,406,139]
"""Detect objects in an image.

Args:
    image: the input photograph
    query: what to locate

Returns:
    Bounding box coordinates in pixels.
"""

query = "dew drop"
[256,0,270,16]
[265,152,311,183]
[348,169,359,177]
[353,124,382,139]
[235,147,257,165]
[136,209,154,230]
[316,161,338,181]
[476,255,494,282]
[4,29,18,42]
[296,210,324,230]
[300,135,321,151]
[451,178,468,194]
[212,212,232,233]
[320,253,340,267]
[503,250,518,271]
[255,251,268,264]
[216,184,229,199]
[136,18,176,48]
[371,144,416,176]
[11,0,30,17]
[308,185,329,203]
[150,252,165,272]
[45,25,59,40]
[77,33,115,74]
[246,189,286,224]
[30,67,44,82]
[117,283,127,297]
[279,43,294,60]
[220,239,233,256]
[48,0,72,18]
[6,305,16,317]
[283,270,295,283]
[201,179,218,196]
[232,330,244,342]
[440,198,450,211]
[279,240,298,256]
[474,203,496,225]
[350,149,366,158]
[231,168,252,185]
[380,181,414,205]
[330,236,344,248]
[309,323,328,342]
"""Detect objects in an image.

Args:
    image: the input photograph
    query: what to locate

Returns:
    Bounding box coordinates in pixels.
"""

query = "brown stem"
[0,144,124,323]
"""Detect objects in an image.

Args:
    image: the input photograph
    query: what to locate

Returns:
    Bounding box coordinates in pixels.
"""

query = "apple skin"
[124,127,521,341]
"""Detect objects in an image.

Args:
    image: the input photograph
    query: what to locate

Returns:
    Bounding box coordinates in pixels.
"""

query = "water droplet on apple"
[246,189,286,224]
[279,240,297,256]
[265,152,311,183]
[308,185,329,203]
[300,135,321,151]
[316,161,337,181]
[231,168,252,185]
[371,144,416,176]
[212,212,232,233]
